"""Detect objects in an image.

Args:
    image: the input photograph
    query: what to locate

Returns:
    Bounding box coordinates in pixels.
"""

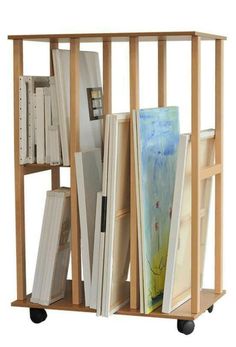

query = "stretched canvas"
[136,107,180,314]
[52,49,103,166]
[162,130,215,313]
[101,113,130,316]
[75,148,102,306]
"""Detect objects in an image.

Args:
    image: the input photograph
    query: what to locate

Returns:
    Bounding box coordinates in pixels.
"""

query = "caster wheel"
[177,319,195,335]
[207,305,214,313]
[30,308,47,324]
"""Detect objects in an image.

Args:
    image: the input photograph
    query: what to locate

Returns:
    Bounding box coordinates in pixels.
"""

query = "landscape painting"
[137,107,180,314]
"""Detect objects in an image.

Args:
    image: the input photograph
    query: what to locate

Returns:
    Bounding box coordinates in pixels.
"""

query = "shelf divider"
[191,35,201,314]
[14,39,26,301]
[215,39,224,294]
[70,38,82,305]
[129,36,140,310]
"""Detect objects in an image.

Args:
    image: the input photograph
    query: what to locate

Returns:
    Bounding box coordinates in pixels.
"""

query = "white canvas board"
[162,129,215,313]
[45,90,51,164]
[40,189,71,305]
[19,76,50,164]
[90,191,103,309]
[102,113,130,317]
[75,148,102,306]
[36,88,45,164]
[52,49,103,166]
[132,111,144,313]
[96,115,111,316]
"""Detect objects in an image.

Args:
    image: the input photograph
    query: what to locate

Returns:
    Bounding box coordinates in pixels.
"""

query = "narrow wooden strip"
[215,39,224,294]
[103,41,112,116]
[158,40,167,106]
[50,39,60,189]
[191,36,201,314]
[200,164,221,180]
[180,208,206,225]
[14,39,26,300]
[70,38,82,304]
[129,36,139,309]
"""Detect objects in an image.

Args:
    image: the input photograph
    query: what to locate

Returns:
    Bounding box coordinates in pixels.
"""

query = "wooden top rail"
[8,31,226,43]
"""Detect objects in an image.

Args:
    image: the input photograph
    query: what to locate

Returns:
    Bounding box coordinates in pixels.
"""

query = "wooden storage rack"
[9,31,226,331]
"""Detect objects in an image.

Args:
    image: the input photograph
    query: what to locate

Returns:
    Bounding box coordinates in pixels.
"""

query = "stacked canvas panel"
[162,130,215,313]
[52,49,103,166]
[31,188,71,306]
[132,107,180,314]
[75,148,102,307]
[96,113,130,317]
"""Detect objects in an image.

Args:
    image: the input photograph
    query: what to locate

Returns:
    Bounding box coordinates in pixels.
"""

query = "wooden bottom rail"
[11,280,225,320]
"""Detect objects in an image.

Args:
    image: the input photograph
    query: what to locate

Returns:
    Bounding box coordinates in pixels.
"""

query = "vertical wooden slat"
[129,36,139,309]
[158,40,167,106]
[103,39,112,115]
[215,39,224,294]
[14,39,26,300]
[191,35,201,314]
[50,39,60,190]
[70,38,81,304]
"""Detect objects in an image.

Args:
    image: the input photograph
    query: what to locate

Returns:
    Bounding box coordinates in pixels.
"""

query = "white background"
[0,0,234,345]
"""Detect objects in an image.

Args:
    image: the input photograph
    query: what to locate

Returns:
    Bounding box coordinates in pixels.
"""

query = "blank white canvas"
[52,49,103,166]
[102,113,130,317]
[162,129,215,313]
[75,148,102,306]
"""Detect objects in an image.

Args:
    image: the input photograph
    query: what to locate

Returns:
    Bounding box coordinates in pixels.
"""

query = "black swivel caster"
[207,304,214,313]
[177,319,195,335]
[30,308,47,324]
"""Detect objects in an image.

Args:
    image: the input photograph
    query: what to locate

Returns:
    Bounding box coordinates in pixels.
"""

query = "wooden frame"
[10,31,226,320]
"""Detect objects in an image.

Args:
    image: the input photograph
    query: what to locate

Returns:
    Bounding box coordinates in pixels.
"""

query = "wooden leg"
[215,39,224,294]
[158,40,167,107]
[14,39,26,300]
[191,36,201,314]
[129,36,139,310]
[70,38,81,305]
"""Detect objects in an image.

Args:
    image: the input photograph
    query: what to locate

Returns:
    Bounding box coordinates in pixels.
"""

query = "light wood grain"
[70,38,82,304]
[14,39,26,300]
[129,37,139,309]
[8,32,227,43]
[103,40,112,115]
[158,40,167,106]
[102,40,112,151]
[191,36,201,314]
[11,280,225,320]
[50,40,60,189]
[200,164,221,180]
[215,39,224,294]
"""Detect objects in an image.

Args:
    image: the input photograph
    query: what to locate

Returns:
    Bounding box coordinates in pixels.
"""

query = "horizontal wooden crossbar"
[8,31,226,43]
[200,164,221,180]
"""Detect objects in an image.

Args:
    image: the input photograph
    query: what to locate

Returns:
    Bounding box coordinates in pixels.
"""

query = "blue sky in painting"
[138,106,179,312]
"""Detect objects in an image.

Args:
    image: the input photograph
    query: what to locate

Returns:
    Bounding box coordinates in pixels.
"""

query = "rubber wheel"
[207,305,214,313]
[30,308,47,324]
[177,320,195,335]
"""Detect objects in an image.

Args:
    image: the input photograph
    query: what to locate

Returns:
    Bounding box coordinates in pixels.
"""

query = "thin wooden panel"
[50,39,61,190]
[158,40,167,106]
[129,36,139,309]
[14,40,26,300]
[70,38,82,304]
[191,36,201,314]
[215,39,224,294]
